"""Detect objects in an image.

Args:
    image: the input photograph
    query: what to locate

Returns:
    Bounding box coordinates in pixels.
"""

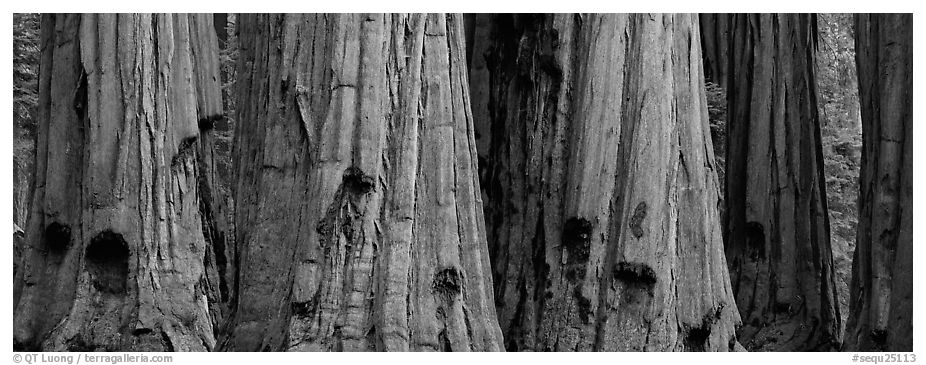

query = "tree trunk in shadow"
[843,13,913,352]
[725,13,841,351]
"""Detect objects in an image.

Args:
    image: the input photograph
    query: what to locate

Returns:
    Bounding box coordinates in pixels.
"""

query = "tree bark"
[188,13,237,337]
[479,13,740,352]
[699,14,731,88]
[220,13,504,352]
[14,13,222,351]
[843,13,912,352]
[725,14,841,351]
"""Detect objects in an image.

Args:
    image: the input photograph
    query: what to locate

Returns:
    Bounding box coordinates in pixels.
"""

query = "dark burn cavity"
[745,221,766,261]
[684,306,724,352]
[85,230,130,294]
[685,324,712,352]
[613,261,657,298]
[197,114,225,131]
[629,201,647,238]
[870,329,888,350]
[45,222,71,251]
[562,217,592,263]
[432,267,462,299]
[342,167,375,195]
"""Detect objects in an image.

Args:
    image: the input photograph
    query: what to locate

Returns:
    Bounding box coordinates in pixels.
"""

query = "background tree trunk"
[220,13,504,352]
[479,13,740,352]
[188,13,238,337]
[725,14,841,351]
[13,13,222,351]
[699,14,731,88]
[465,14,494,209]
[843,13,912,352]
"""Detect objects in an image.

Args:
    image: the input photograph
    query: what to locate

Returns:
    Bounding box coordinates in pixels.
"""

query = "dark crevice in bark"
[73,70,88,121]
[562,217,591,263]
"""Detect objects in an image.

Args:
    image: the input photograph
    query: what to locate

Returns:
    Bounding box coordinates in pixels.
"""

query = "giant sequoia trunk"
[725,14,841,351]
[478,13,741,352]
[14,13,222,351]
[221,13,503,351]
[843,13,913,352]
[698,14,731,88]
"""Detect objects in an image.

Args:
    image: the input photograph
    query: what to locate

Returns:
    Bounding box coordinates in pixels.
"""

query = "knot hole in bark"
[745,221,766,261]
[85,230,130,294]
[342,167,375,195]
[45,222,71,252]
[432,267,462,300]
[629,202,647,238]
[562,217,592,263]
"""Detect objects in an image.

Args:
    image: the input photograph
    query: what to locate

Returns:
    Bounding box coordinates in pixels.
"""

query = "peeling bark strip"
[223,14,503,352]
[725,14,841,351]
[478,14,740,352]
[14,14,221,351]
[844,13,913,352]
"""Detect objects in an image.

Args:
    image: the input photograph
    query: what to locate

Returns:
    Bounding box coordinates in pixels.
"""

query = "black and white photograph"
[6,7,918,360]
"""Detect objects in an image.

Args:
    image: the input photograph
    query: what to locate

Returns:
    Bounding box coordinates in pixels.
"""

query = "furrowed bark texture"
[698,14,730,88]
[222,13,503,352]
[725,14,841,351]
[480,13,740,352]
[187,13,237,335]
[844,13,913,352]
[13,13,220,351]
